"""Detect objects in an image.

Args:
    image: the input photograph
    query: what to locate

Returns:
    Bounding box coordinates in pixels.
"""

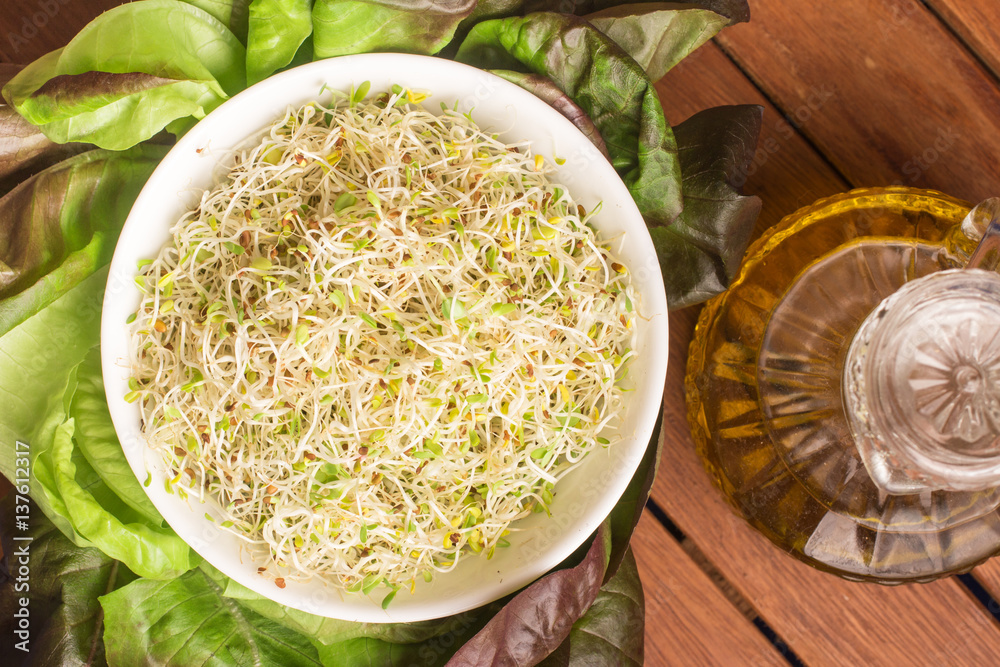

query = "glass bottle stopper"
[844,199,1000,494]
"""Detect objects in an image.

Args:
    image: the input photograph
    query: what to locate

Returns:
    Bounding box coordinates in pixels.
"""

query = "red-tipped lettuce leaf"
[525,0,750,24]
[536,549,644,666]
[0,62,89,190]
[0,147,164,493]
[455,12,684,227]
[650,104,762,308]
[0,105,87,188]
[0,146,167,323]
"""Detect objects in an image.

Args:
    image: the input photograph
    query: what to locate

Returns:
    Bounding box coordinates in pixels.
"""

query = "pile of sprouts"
[128,84,636,605]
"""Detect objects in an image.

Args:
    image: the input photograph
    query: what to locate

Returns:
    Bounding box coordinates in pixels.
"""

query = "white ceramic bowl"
[101,53,668,623]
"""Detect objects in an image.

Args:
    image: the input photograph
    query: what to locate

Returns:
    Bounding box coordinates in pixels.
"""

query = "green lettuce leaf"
[0,499,136,666]
[650,104,762,308]
[29,349,196,579]
[312,0,476,59]
[303,611,491,665]
[586,4,730,81]
[455,12,684,226]
[100,563,322,665]
[310,628,490,667]
[247,0,315,85]
[184,0,253,42]
[0,272,103,513]
[221,576,476,646]
[241,593,502,666]
[69,350,164,525]
[26,349,103,544]
[0,147,165,485]
[2,0,246,150]
[305,602,499,665]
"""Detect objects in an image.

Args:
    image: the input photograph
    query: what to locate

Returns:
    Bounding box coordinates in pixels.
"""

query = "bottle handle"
[964,197,1000,271]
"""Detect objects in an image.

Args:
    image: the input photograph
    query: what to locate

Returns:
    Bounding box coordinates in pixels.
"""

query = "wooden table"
[5,1,1000,665]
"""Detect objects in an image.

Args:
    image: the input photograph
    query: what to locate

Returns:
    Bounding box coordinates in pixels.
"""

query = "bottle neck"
[843,269,1000,494]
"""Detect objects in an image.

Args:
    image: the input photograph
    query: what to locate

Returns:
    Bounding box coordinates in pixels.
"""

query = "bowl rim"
[100,52,668,623]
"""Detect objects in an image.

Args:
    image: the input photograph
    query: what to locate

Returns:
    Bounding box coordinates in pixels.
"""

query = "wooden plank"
[0,0,123,64]
[714,0,1000,205]
[651,26,1000,666]
[927,0,1000,81]
[631,509,786,667]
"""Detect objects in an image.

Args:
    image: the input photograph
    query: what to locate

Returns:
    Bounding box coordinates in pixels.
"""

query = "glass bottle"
[686,187,1000,583]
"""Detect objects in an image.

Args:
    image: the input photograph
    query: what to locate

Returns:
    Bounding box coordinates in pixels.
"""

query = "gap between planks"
[922,0,1000,84]
[713,0,1000,204]
[632,507,790,666]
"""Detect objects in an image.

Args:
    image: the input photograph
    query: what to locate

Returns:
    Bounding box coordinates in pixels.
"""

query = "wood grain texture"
[631,510,786,667]
[0,0,123,64]
[715,0,1000,205]
[928,0,1000,80]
